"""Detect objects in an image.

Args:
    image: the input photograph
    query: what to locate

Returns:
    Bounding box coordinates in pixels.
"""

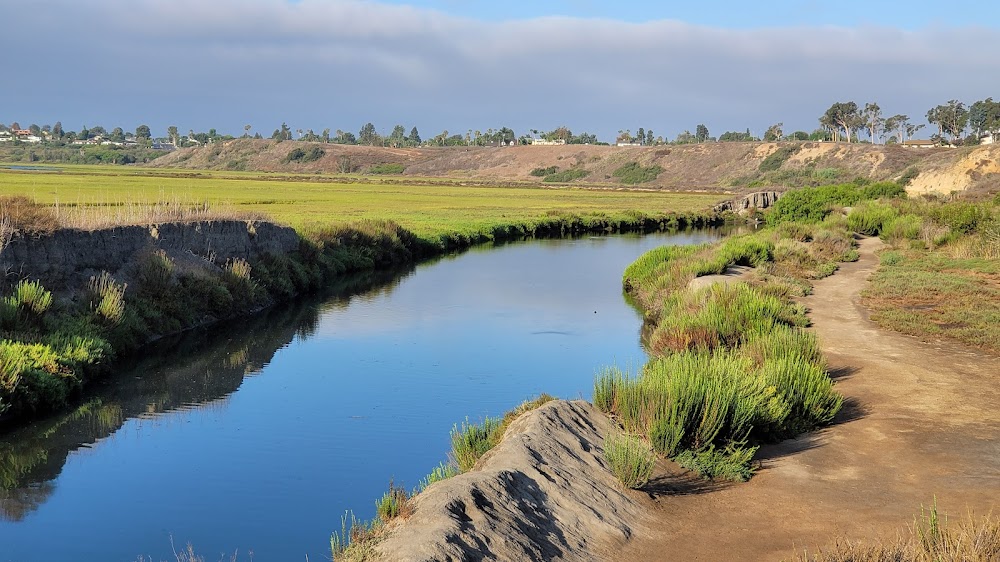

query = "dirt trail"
[623,236,1000,561]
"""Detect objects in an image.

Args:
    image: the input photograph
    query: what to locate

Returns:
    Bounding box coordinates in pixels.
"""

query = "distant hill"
[148,139,1000,197]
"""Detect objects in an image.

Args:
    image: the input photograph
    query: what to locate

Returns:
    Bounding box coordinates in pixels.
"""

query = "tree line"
[5,98,998,150]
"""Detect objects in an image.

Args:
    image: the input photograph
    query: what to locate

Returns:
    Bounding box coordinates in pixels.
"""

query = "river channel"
[0,228,730,561]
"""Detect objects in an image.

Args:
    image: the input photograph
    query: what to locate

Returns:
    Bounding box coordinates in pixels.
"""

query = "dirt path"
[623,236,1000,561]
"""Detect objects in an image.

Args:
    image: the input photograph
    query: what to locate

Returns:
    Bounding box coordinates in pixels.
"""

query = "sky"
[2,0,999,142]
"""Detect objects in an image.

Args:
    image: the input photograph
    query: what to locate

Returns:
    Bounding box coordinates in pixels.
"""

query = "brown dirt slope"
[148,140,1000,194]
[371,400,652,562]
[622,236,1000,561]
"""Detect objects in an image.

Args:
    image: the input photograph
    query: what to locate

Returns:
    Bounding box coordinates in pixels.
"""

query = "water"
[0,229,728,561]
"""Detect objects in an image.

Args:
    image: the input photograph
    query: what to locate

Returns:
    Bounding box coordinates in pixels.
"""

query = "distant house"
[901,139,938,149]
[616,142,642,147]
[981,133,996,145]
[528,138,566,146]
[151,142,176,151]
[0,131,12,142]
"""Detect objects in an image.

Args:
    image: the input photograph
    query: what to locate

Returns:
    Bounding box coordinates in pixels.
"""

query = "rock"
[373,400,648,562]
[714,191,782,215]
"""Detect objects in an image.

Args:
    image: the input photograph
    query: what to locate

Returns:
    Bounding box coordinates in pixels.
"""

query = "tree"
[695,124,709,143]
[969,98,1000,139]
[135,124,151,140]
[167,126,179,145]
[862,102,884,144]
[408,126,421,145]
[244,124,252,138]
[322,128,331,143]
[764,123,783,142]
[28,124,41,136]
[926,100,968,143]
[52,121,63,139]
[646,129,654,146]
[359,122,379,145]
[616,129,632,144]
[110,127,125,143]
[79,126,90,140]
[821,102,861,143]
[389,125,406,148]
[637,127,646,145]
[789,131,809,141]
[675,130,696,144]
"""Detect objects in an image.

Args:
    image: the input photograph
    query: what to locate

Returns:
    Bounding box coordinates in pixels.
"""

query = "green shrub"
[673,444,757,482]
[814,262,838,279]
[137,250,175,294]
[368,163,405,175]
[759,145,801,172]
[898,166,920,186]
[882,214,923,242]
[530,166,559,177]
[860,181,907,200]
[284,146,325,164]
[879,251,904,266]
[11,279,53,316]
[767,183,862,224]
[930,202,990,234]
[612,162,663,184]
[848,202,899,235]
[604,431,655,489]
[543,168,589,183]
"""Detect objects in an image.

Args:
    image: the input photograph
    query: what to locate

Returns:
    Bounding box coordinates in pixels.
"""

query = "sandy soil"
[622,236,1000,560]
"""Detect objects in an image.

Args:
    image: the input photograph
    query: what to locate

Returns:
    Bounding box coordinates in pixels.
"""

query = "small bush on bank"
[451,416,503,472]
[674,444,757,482]
[543,168,589,183]
[848,202,899,236]
[530,166,559,177]
[0,195,59,235]
[613,162,663,184]
[759,145,801,173]
[604,431,655,489]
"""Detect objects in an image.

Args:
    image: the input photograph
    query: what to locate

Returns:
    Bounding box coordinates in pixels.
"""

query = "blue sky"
[2,0,999,142]
[376,0,997,28]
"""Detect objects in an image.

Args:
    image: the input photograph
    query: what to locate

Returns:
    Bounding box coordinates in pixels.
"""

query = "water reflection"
[0,264,412,521]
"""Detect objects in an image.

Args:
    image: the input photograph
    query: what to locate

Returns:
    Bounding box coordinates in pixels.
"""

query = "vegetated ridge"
[150,139,1000,197]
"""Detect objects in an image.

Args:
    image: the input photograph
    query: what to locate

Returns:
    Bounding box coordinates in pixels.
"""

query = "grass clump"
[673,444,757,482]
[604,431,655,489]
[848,201,899,236]
[613,162,663,184]
[542,168,589,183]
[451,416,503,472]
[530,166,559,177]
[88,272,126,326]
[368,163,405,175]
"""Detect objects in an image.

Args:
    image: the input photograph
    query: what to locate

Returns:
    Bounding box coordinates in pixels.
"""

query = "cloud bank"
[3,0,998,140]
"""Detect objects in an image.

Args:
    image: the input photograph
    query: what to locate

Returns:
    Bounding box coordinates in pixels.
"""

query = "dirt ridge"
[149,140,1000,196]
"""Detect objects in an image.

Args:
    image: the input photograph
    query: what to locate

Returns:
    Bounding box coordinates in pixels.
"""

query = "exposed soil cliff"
[0,220,299,301]
[372,400,650,561]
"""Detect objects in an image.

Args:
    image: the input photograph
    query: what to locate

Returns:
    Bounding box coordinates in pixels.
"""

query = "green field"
[0,165,723,240]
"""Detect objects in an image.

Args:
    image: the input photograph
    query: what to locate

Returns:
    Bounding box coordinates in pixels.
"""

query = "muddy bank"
[372,400,649,561]
[0,220,299,299]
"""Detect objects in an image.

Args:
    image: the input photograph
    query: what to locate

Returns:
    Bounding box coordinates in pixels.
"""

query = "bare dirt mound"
[621,236,1000,561]
[148,140,999,194]
[372,400,651,562]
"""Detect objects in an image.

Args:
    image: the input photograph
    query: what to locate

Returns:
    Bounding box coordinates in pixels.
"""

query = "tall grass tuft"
[10,280,53,316]
[374,480,411,523]
[451,416,503,472]
[604,431,655,489]
[88,271,126,325]
[417,461,460,492]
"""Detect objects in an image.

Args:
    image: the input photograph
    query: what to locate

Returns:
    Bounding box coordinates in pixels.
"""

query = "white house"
[981,133,996,145]
[528,138,566,146]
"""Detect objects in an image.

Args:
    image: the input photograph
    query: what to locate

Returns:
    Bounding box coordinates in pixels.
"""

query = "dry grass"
[793,504,1000,562]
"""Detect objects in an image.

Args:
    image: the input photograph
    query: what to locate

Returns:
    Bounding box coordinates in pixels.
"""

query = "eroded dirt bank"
[372,400,652,561]
[622,236,1000,560]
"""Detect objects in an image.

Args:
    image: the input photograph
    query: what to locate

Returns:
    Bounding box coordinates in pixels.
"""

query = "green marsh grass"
[604,431,655,489]
[88,272,126,325]
[451,416,503,472]
[0,165,719,242]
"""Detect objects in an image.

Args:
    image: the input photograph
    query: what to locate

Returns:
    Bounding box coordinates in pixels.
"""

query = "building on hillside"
[981,133,996,145]
[0,131,12,142]
[901,139,938,149]
[615,142,642,147]
[528,138,566,146]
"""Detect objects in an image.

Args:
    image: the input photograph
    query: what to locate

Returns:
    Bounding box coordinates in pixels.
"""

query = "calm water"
[0,229,728,561]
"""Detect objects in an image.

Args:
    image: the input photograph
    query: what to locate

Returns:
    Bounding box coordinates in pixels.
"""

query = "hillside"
[148,139,1000,196]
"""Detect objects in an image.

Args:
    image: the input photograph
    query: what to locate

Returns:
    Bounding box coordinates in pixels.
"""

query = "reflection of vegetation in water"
[0,261,414,520]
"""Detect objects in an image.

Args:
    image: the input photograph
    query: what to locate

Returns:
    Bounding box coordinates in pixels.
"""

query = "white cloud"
[2,0,997,139]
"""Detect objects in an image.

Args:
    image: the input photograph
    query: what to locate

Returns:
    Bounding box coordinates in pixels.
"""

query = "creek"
[0,228,729,561]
